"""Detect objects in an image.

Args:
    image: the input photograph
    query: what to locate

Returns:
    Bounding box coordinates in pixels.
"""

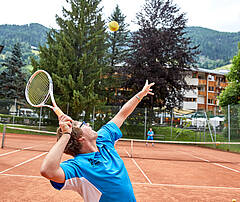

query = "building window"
[184,98,197,102]
[198,86,205,92]
[198,74,205,80]
[208,86,214,91]
[208,75,215,81]
[192,72,197,78]
[208,99,214,104]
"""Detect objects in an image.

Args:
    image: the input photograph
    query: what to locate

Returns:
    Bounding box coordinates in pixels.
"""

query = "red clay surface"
[1,133,240,201]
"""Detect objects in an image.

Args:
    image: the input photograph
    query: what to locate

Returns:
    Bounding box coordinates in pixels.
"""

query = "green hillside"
[214,64,232,71]
[0,23,49,64]
[185,26,240,69]
[0,24,240,70]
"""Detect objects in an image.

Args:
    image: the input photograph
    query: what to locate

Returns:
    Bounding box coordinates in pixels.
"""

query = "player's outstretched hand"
[141,80,155,97]
[59,114,73,134]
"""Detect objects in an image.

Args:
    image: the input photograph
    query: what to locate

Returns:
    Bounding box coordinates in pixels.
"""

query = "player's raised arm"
[40,115,72,183]
[111,80,155,128]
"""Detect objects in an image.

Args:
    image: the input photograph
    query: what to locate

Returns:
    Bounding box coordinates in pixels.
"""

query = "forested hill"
[0,23,50,64]
[0,23,49,49]
[185,26,240,68]
[0,23,240,69]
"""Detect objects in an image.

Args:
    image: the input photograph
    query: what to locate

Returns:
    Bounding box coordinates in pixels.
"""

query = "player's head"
[57,121,97,156]
[77,121,98,142]
[57,121,83,156]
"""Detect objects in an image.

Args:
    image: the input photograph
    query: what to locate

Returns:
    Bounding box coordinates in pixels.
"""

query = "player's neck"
[80,140,98,154]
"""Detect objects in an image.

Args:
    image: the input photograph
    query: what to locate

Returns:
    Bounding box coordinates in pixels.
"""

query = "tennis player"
[146,128,154,146]
[40,80,155,202]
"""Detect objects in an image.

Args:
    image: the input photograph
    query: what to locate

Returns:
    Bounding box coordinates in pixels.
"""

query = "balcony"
[220,82,228,88]
[198,79,206,85]
[198,91,205,96]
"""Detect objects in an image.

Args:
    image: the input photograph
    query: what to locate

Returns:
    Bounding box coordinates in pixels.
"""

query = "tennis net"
[115,138,240,161]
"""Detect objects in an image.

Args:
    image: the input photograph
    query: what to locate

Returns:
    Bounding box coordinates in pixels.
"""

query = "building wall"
[183,69,228,114]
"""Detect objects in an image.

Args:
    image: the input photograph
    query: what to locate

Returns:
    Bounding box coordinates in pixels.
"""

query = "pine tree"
[31,0,109,119]
[0,43,26,100]
[120,0,199,110]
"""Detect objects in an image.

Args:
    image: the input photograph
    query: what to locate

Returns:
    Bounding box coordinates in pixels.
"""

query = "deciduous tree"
[219,43,240,106]
[120,0,199,110]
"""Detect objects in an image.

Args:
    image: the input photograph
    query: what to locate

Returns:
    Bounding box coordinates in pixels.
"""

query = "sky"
[0,0,240,32]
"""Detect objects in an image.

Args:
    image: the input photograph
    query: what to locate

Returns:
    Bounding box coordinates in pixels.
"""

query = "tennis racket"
[25,70,64,118]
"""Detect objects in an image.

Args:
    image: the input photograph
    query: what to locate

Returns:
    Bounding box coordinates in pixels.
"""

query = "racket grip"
[53,106,64,117]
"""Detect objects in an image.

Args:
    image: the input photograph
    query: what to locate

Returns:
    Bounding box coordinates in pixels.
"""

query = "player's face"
[77,121,98,141]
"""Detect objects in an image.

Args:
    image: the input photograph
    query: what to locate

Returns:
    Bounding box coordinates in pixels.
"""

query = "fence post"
[12,98,17,124]
[228,105,231,150]
[170,109,173,139]
[66,102,69,114]
[92,106,95,130]
[1,124,6,148]
[204,112,214,142]
[144,108,147,140]
[38,107,42,130]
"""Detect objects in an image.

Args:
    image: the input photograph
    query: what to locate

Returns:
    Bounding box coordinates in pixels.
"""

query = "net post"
[1,124,6,148]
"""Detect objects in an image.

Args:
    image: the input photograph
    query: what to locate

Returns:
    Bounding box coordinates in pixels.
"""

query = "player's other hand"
[141,80,155,97]
[59,114,73,134]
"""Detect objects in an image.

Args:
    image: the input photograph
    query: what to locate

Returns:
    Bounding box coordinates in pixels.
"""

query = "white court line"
[125,150,152,184]
[180,151,240,173]
[133,182,240,190]
[0,142,52,157]
[1,173,240,191]
[0,152,48,174]
[0,141,53,157]
[0,173,43,178]
[0,150,21,156]
[0,146,43,157]
[213,163,240,173]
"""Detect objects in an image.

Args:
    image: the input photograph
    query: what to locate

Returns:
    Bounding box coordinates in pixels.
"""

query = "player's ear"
[78,136,85,142]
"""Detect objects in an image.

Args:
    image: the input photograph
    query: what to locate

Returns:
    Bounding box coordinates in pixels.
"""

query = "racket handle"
[53,106,64,117]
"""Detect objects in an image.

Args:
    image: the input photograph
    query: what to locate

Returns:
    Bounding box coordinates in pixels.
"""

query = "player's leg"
[146,136,150,146]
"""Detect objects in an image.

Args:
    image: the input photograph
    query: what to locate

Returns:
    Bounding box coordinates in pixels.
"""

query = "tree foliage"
[120,0,199,110]
[31,0,109,119]
[0,43,26,99]
[0,23,48,64]
[108,5,130,67]
[106,5,131,105]
[185,27,240,69]
[1,23,240,70]
[219,43,240,107]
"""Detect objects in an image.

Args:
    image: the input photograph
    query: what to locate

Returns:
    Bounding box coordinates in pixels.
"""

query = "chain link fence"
[0,98,240,144]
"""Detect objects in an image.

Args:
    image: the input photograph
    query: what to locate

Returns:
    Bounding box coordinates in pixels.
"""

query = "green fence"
[1,98,240,145]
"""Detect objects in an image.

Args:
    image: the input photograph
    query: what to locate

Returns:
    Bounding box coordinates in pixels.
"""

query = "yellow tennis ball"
[108,21,119,32]
[232,199,236,202]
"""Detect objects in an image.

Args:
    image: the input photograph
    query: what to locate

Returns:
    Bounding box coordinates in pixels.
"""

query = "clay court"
[1,132,240,202]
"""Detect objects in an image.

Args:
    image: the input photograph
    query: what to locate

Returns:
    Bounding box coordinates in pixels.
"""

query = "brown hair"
[57,122,83,156]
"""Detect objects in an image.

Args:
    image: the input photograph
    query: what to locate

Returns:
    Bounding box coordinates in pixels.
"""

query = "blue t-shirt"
[50,121,136,202]
[147,130,154,136]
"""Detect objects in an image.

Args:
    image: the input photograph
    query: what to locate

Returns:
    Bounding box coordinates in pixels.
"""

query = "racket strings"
[27,72,50,105]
